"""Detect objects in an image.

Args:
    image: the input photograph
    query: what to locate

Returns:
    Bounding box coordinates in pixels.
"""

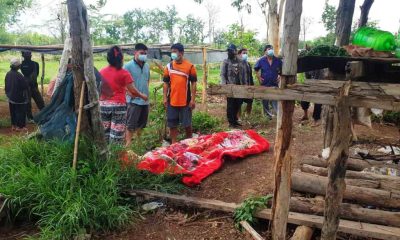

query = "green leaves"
[233,195,273,229]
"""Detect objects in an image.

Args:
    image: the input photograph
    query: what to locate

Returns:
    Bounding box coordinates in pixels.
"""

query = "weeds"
[233,195,273,229]
[0,138,184,239]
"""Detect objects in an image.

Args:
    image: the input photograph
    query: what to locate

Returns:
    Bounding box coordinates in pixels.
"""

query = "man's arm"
[189,82,197,109]
[163,82,169,108]
[220,61,227,84]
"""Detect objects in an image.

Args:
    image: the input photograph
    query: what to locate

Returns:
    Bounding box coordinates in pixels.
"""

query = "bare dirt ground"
[0,95,399,240]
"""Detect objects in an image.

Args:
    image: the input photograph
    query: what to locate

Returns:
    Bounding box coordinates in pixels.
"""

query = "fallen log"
[290,226,313,240]
[290,197,400,227]
[301,156,400,171]
[291,172,400,209]
[240,221,265,240]
[301,164,400,192]
[128,189,400,240]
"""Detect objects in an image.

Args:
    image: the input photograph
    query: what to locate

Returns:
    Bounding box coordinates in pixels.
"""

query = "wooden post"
[72,82,85,171]
[321,81,352,240]
[201,47,208,110]
[271,0,303,240]
[53,38,72,94]
[40,54,45,98]
[67,0,107,152]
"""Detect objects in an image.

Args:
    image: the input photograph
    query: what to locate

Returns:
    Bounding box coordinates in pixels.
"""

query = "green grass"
[0,138,185,239]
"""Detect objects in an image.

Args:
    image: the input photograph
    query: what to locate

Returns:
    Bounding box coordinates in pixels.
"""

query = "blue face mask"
[267,49,274,57]
[138,54,147,62]
[171,53,178,60]
[241,54,248,61]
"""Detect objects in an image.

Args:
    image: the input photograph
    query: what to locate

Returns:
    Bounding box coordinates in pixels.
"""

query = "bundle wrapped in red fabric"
[137,130,270,186]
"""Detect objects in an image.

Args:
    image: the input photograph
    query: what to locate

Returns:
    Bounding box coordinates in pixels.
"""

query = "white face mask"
[267,49,274,57]
[241,54,248,61]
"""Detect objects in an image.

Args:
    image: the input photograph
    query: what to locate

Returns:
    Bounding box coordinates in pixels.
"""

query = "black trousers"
[300,101,322,121]
[27,85,45,119]
[10,103,27,128]
[227,98,242,125]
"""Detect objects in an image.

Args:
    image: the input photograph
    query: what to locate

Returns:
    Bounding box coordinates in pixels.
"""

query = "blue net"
[34,72,76,142]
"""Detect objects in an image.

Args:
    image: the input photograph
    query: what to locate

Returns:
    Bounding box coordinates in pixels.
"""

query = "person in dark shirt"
[238,48,254,118]
[254,44,282,119]
[300,70,323,124]
[220,44,246,128]
[20,51,45,122]
[5,58,28,131]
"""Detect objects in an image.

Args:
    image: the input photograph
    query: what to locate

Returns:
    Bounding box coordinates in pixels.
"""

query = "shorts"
[126,103,149,131]
[242,98,253,104]
[167,104,192,128]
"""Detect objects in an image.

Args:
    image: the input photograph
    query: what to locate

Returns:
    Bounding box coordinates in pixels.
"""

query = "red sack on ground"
[137,130,270,186]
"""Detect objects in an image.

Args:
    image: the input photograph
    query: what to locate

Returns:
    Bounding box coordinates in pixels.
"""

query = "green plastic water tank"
[353,27,396,52]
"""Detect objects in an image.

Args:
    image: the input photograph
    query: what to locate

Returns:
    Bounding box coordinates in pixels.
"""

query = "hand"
[163,99,168,108]
[189,100,196,110]
[141,94,148,102]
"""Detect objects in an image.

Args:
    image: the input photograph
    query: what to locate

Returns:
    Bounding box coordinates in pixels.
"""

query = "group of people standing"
[5,42,320,145]
[5,51,45,131]
[98,43,197,146]
[221,43,282,127]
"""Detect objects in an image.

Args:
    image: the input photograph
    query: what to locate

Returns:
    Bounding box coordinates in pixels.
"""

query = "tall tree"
[46,2,69,43]
[0,0,33,29]
[160,5,179,44]
[358,0,374,27]
[204,0,220,43]
[300,16,313,49]
[123,9,147,42]
[178,15,205,44]
[230,0,286,54]
[335,0,356,46]
[146,9,165,43]
[322,0,336,34]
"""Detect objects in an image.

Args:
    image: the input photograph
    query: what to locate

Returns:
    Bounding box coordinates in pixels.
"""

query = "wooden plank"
[291,172,400,209]
[301,164,400,192]
[291,196,400,227]
[127,190,400,240]
[207,84,400,111]
[301,156,400,171]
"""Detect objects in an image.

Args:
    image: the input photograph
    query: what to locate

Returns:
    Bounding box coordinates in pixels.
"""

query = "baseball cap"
[227,43,237,51]
[10,58,21,67]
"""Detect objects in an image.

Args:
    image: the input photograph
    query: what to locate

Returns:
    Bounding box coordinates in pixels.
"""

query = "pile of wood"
[291,155,400,228]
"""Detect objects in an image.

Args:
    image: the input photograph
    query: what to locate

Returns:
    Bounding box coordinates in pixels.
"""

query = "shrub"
[192,111,224,134]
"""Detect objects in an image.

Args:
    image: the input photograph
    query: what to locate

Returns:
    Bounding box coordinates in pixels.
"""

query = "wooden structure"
[208,0,400,238]
[128,190,400,240]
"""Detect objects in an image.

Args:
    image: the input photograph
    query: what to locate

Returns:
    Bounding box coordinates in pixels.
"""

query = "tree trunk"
[301,164,400,192]
[290,197,400,227]
[290,226,314,240]
[67,0,107,152]
[301,156,400,171]
[271,0,302,239]
[268,0,280,54]
[358,0,374,27]
[291,172,400,209]
[53,37,72,94]
[335,0,356,46]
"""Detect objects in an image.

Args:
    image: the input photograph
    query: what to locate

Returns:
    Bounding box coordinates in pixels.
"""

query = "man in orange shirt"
[163,43,197,143]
